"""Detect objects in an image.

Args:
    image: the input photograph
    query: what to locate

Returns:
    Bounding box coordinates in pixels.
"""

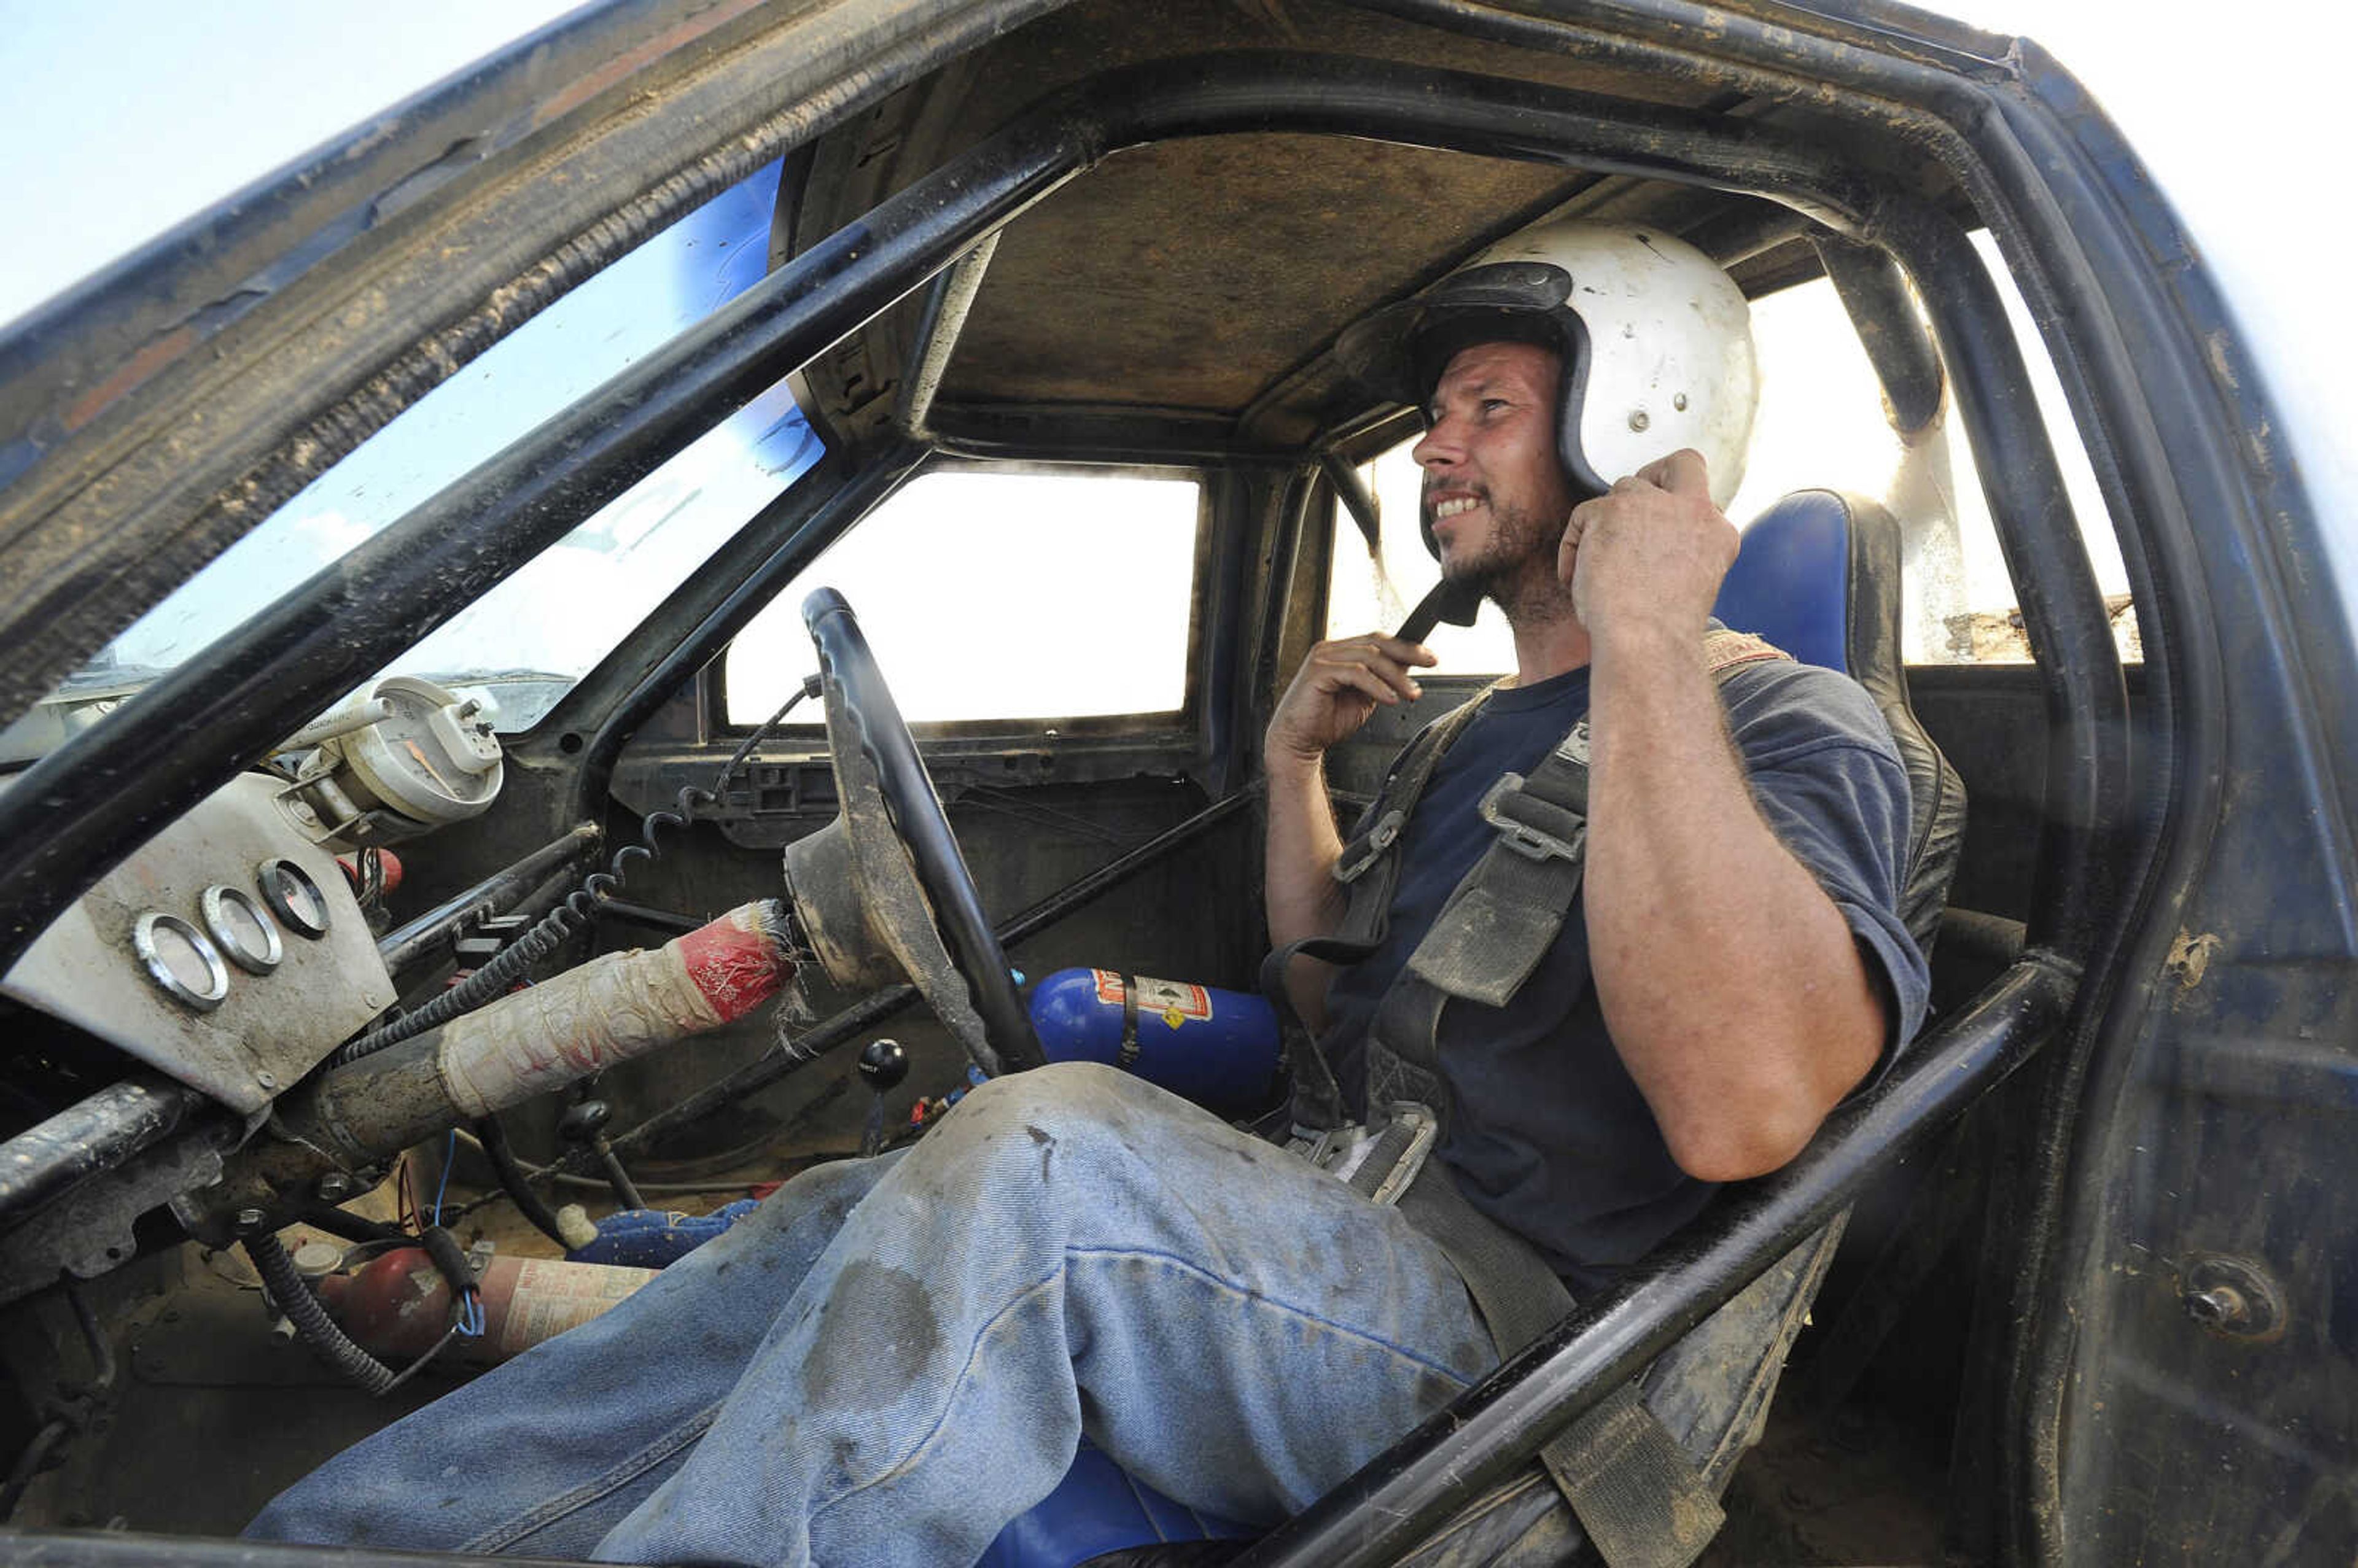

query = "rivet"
[1673,392,1689,411]
[1628,409,1651,432]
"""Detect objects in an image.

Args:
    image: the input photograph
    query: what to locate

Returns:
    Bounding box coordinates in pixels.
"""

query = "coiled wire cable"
[330,677,817,1069]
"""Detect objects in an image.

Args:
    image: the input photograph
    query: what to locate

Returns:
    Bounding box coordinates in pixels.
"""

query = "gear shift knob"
[557,1100,612,1143]
[857,1038,909,1093]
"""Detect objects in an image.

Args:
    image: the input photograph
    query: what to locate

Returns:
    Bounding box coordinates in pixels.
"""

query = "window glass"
[1325,239,2135,668]
[51,158,824,732]
[726,470,1200,724]
[1731,242,2133,664]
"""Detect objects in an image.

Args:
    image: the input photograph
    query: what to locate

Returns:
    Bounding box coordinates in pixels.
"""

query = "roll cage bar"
[3,0,2301,1558]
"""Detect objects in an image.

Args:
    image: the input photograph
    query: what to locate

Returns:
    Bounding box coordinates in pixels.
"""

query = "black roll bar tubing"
[1809,233,1945,437]
[0,1529,582,1567]
[0,1077,203,1233]
[1320,452,1385,556]
[901,235,1003,440]
[1236,952,2079,1568]
[1199,467,1259,795]
[0,49,2122,982]
[1870,208,2130,954]
[1254,465,1326,721]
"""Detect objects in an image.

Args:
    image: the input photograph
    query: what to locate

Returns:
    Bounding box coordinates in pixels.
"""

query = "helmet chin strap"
[1396,578,1485,644]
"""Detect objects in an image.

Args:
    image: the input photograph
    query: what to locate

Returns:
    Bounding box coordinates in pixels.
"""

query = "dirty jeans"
[246,1062,1498,1566]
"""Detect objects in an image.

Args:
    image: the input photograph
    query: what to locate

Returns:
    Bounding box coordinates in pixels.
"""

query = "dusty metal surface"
[0,775,391,1115]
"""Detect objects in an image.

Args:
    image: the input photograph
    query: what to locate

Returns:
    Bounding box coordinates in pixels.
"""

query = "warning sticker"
[1132,974,1211,1028]
[1092,969,1126,1007]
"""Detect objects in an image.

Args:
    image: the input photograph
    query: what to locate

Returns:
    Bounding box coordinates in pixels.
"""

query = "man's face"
[1412,341,1576,600]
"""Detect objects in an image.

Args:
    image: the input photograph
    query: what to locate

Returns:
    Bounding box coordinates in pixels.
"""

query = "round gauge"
[256,858,332,939]
[201,884,284,973]
[133,912,230,1012]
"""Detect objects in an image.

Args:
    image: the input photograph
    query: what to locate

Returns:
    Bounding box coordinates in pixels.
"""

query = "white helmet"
[1337,220,1758,552]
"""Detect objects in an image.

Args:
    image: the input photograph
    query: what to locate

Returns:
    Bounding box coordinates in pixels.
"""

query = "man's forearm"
[1584,629,1883,1182]
[1263,751,1349,1032]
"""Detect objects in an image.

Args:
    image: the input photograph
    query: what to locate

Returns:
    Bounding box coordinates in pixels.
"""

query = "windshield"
[53,157,825,734]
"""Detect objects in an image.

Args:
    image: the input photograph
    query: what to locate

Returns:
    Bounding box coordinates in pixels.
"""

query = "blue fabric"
[247,1064,1494,1567]
[1711,492,1855,674]
[567,1200,762,1268]
[1320,658,1928,1294]
[975,1440,1253,1567]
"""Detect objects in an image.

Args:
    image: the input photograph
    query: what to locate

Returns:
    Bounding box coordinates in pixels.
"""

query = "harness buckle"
[1302,1103,1440,1208]
[1334,807,1406,885]
[1477,774,1585,863]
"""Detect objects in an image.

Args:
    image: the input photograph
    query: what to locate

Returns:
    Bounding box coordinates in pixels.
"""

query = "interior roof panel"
[935,135,1586,414]
[787,0,1962,453]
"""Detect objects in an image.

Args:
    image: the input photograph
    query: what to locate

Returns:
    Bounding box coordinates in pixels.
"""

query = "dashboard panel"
[1,772,394,1113]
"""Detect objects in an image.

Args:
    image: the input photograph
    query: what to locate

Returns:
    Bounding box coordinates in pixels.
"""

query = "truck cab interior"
[0,1,2349,1564]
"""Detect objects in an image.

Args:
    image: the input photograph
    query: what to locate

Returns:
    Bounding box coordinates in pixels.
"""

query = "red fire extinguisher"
[317,1248,655,1365]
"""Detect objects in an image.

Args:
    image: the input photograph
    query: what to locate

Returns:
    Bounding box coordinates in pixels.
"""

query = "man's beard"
[1433,494,1571,628]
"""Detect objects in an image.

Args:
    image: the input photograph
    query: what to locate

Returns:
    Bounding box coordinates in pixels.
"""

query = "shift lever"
[558,1099,646,1211]
[857,1038,910,1159]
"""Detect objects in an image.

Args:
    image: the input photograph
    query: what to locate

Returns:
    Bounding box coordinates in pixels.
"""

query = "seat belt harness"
[1293,627,1795,1568]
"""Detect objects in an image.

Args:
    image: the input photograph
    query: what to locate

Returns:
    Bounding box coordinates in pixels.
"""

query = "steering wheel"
[793,588,1044,1076]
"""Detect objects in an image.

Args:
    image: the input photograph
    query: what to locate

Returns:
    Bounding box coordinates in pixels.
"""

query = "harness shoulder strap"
[1399,630,1794,1011]
[1259,685,1503,1134]
[1331,682,1506,913]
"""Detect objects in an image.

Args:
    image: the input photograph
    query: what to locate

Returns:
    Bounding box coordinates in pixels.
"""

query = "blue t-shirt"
[1318,659,1929,1293]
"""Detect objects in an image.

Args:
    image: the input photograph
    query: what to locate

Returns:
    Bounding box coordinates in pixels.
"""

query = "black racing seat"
[986,488,1967,1567]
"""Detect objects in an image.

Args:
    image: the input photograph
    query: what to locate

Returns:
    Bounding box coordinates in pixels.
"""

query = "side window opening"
[1323,235,2137,669]
[725,468,1203,726]
[1736,235,2134,666]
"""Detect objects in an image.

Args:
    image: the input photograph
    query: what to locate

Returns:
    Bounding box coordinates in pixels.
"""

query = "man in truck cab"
[249,221,1928,1567]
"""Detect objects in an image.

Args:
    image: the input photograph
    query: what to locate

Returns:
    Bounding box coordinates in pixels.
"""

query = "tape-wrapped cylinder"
[290,901,795,1162]
[439,900,793,1117]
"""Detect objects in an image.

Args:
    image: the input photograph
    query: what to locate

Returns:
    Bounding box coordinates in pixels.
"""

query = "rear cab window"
[726,467,1205,729]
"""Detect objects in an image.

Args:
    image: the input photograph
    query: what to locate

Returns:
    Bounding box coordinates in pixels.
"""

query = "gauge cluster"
[125,859,332,1009]
[1,774,397,1114]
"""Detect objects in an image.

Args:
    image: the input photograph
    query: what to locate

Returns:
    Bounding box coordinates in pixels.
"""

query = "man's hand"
[1558,448,1738,648]
[1262,631,1434,1033]
[1264,633,1437,777]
